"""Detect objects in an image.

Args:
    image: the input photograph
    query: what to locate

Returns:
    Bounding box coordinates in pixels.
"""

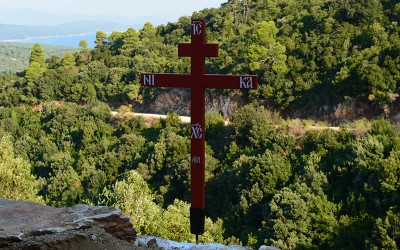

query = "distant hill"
[0,20,134,73]
[0,20,130,40]
[0,7,167,27]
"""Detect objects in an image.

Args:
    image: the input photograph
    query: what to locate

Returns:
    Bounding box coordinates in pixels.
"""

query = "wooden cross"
[141,19,258,239]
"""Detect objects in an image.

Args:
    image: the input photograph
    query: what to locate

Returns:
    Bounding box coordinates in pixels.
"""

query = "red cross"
[141,19,258,238]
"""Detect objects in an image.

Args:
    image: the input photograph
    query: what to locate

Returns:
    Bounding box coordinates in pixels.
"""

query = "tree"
[79,40,88,48]
[78,40,90,63]
[267,187,312,249]
[45,151,83,207]
[107,171,226,243]
[220,150,292,246]
[358,62,396,104]
[121,28,140,56]
[108,31,123,53]
[229,104,291,154]
[62,52,77,71]
[116,133,146,172]
[247,21,287,74]
[366,217,398,249]
[205,110,227,157]
[29,43,45,68]
[336,0,384,25]
[57,52,80,101]
[25,61,46,83]
[160,199,192,241]
[236,150,292,197]
[139,22,157,41]
[105,170,162,235]
[123,83,141,103]
[160,199,226,243]
[0,134,43,203]
[265,155,338,249]
[95,30,107,48]
[25,43,47,101]
[351,126,400,218]
[143,131,190,206]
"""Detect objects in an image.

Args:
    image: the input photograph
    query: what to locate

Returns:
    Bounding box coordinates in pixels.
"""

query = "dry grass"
[340,118,372,137]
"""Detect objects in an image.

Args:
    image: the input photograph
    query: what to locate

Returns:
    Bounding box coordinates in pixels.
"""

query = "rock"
[0,198,136,248]
[258,246,281,250]
[205,91,239,118]
[394,113,400,123]
[150,89,191,116]
[135,236,252,250]
[147,89,241,118]
[333,98,370,122]
[7,227,146,250]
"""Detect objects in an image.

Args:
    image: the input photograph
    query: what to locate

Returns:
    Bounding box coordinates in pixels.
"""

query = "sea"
[2,33,98,48]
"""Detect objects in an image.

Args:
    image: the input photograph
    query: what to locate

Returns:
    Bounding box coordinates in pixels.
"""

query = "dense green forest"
[0,0,400,249]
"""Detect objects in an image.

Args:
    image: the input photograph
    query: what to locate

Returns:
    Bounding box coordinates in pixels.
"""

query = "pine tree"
[29,43,45,68]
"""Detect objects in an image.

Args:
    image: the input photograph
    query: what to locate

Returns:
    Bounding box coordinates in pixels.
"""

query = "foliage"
[105,170,163,235]
[265,155,338,249]
[106,170,225,243]
[0,134,43,203]
[29,43,46,68]
[2,0,399,110]
[1,100,400,247]
[1,0,400,248]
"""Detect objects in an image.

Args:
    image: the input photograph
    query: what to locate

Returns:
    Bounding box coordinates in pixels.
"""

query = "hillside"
[1,0,398,119]
[0,0,400,249]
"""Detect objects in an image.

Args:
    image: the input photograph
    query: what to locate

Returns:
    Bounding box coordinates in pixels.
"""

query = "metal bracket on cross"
[141,18,258,239]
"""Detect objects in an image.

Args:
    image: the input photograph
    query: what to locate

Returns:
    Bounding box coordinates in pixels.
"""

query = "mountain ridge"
[0,7,169,26]
[0,20,131,40]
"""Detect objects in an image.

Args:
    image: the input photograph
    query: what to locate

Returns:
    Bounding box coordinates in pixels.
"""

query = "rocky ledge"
[0,198,137,249]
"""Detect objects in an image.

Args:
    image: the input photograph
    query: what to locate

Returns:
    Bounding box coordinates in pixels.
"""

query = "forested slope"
[0,0,399,116]
[0,0,400,249]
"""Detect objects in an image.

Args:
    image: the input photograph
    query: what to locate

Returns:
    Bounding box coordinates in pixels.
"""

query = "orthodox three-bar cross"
[140,19,258,240]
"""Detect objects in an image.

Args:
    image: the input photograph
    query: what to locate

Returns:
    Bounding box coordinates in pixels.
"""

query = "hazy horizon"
[0,0,227,26]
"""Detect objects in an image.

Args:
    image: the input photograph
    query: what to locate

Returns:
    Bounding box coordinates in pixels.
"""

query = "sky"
[0,0,228,24]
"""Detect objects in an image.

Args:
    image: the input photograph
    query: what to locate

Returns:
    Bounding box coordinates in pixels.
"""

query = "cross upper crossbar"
[140,18,258,238]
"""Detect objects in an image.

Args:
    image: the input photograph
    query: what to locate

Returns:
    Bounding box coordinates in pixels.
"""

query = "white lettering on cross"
[143,74,155,86]
[191,156,201,164]
[240,77,253,89]
[191,123,203,139]
[192,21,202,36]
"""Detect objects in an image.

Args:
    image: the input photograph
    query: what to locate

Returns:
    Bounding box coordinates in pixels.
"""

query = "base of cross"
[190,207,205,238]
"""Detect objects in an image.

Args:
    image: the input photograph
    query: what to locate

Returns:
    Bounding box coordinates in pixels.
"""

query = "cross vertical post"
[141,19,258,240]
[179,19,218,236]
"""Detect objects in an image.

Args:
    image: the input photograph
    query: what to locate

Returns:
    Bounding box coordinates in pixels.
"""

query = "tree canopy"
[0,0,400,248]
